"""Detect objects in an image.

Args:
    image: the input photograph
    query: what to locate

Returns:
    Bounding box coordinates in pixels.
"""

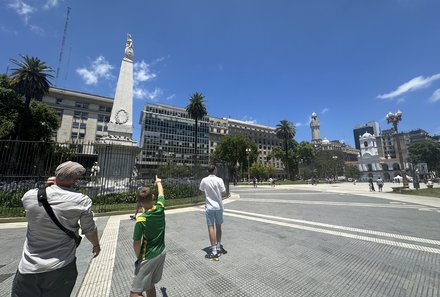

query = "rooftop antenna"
[55,6,71,86]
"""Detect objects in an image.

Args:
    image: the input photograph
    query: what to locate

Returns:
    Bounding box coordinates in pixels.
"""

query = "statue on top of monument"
[125,33,134,61]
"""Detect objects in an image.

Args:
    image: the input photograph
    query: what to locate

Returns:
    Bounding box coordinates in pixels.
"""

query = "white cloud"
[134,60,157,83]
[134,87,163,101]
[241,116,257,124]
[396,98,406,104]
[76,56,114,85]
[1,25,18,35]
[8,0,35,24]
[29,24,44,35]
[43,0,60,9]
[377,73,440,99]
[295,122,303,127]
[429,89,440,103]
[321,108,329,114]
[165,94,175,101]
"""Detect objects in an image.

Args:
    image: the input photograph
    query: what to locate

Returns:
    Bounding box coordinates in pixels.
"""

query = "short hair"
[208,165,216,174]
[55,161,86,181]
[137,187,153,203]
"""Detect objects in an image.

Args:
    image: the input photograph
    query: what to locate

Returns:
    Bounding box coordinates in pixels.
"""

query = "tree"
[214,134,258,180]
[345,164,361,180]
[408,140,440,174]
[186,92,207,166]
[0,74,59,141]
[314,150,345,180]
[276,120,296,179]
[0,74,22,139]
[296,141,315,165]
[9,55,54,139]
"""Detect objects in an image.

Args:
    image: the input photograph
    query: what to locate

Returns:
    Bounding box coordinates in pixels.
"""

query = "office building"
[42,87,113,143]
[353,122,380,150]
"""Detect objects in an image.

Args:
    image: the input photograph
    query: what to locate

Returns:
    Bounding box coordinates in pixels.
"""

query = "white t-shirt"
[199,175,226,210]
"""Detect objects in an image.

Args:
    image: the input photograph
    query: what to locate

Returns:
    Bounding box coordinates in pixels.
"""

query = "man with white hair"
[11,161,101,297]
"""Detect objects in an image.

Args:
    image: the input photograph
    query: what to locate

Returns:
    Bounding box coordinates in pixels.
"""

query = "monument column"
[95,34,140,190]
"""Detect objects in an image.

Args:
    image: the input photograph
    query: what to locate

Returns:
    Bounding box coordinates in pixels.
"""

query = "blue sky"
[1,0,440,146]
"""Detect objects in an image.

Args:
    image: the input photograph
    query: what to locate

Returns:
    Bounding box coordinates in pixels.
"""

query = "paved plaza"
[1,183,440,296]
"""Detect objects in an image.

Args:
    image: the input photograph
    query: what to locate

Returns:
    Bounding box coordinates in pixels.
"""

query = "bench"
[427,184,433,189]
[391,186,404,193]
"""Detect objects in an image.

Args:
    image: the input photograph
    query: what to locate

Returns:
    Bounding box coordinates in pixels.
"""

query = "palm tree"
[9,55,54,139]
[186,92,207,166]
[276,120,296,179]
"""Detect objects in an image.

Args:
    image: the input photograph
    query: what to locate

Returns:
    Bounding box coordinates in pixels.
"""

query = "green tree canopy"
[9,55,54,140]
[296,141,315,164]
[408,140,440,173]
[214,134,258,178]
[0,74,59,141]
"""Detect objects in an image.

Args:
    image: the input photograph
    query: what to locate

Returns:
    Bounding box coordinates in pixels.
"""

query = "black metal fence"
[0,140,230,218]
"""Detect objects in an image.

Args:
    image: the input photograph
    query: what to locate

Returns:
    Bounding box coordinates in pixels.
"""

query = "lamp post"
[246,148,251,182]
[386,110,409,189]
[332,155,338,182]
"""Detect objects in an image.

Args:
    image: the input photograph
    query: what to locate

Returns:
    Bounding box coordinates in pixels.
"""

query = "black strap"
[37,188,82,247]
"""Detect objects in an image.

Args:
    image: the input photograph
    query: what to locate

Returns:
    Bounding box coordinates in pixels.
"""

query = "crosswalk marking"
[77,216,120,297]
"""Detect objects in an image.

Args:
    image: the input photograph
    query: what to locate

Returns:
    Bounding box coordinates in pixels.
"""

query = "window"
[56,98,62,104]
[71,132,85,139]
[364,141,368,147]
[74,111,88,120]
[75,102,89,109]
[72,122,87,129]
[97,125,108,132]
[98,114,110,122]
[99,105,112,112]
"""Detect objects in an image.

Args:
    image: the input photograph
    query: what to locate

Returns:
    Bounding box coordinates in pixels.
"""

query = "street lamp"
[386,110,409,189]
[246,148,251,182]
[332,155,338,182]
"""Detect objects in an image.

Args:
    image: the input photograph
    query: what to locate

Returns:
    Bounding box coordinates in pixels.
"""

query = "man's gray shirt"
[19,185,97,274]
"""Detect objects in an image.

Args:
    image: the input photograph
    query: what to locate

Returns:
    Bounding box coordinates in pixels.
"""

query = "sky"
[1,0,440,146]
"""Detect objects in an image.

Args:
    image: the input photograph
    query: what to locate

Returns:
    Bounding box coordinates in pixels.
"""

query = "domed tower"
[310,112,321,144]
[359,132,379,157]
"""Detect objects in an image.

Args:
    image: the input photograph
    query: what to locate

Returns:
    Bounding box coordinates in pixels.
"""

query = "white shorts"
[131,252,166,293]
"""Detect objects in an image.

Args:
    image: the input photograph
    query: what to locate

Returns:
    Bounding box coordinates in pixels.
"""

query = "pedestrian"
[369,177,376,192]
[377,177,384,192]
[199,165,228,260]
[11,161,100,297]
[130,176,166,297]
[269,177,274,187]
[253,177,257,188]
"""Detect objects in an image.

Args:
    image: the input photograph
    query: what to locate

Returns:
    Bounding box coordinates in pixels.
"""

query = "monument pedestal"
[95,139,140,192]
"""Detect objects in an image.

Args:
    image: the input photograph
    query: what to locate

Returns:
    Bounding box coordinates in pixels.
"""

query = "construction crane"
[55,6,71,86]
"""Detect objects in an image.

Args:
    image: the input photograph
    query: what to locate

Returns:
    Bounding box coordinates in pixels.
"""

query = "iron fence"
[0,140,229,218]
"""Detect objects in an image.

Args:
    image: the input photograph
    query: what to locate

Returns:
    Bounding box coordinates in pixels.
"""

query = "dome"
[311,112,317,117]
[322,138,330,144]
[360,132,373,139]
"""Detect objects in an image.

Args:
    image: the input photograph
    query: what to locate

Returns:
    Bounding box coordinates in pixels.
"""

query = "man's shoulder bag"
[37,187,82,247]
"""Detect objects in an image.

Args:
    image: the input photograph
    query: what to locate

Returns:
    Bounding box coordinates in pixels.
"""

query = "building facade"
[353,122,380,150]
[42,87,113,143]
[138,104,210,177]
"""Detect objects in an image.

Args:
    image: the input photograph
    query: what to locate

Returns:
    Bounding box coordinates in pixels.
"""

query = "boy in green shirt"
[130,176,166,297]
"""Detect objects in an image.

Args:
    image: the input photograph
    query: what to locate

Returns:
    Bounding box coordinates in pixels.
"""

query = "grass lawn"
[399,187,440,198]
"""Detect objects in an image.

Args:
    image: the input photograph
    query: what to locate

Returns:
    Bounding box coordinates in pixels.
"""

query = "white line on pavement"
[223,211,440,254]
[224,209,440,246]
[77,216,120,297]
[238,198,430,209]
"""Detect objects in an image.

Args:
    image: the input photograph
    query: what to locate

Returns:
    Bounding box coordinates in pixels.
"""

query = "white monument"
[95,34,140,190]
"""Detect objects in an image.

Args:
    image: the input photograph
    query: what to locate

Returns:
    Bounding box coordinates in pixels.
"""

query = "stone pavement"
[1,186,439,296]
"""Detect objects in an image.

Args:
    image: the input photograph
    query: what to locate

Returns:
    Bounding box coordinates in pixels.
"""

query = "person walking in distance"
[11,161,100,297]
[199,165,228,260]
[130,176,166,297]
[377,177,384,192]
